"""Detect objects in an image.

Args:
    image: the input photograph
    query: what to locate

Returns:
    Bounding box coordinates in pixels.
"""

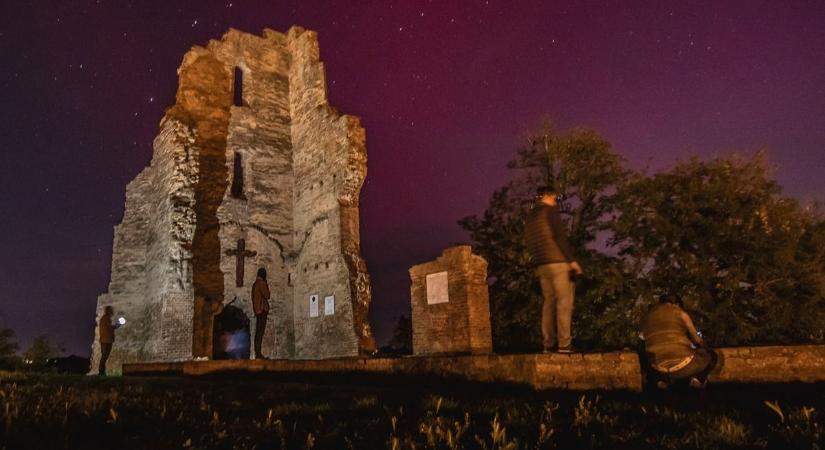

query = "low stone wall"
[122,345,825,391]
[711,345,825,383]
[125,351,642,391]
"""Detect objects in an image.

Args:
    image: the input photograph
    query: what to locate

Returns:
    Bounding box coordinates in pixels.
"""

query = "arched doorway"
[212,303,251,360]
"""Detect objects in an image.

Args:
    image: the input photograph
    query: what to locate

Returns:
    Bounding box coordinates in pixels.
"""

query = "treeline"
[459,122,825,353]
[0,327,72,372]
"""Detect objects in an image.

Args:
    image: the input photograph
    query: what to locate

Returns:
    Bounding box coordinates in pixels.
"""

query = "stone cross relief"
[225,238,257,287]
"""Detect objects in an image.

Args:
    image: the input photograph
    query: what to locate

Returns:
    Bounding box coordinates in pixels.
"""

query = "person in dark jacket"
[523,189,583,353]
[641,294,718,388]
[97,306,118,375]
[251,267,271,360]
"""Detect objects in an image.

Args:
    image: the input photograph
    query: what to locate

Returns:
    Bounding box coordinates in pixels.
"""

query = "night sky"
[1,1,824,356]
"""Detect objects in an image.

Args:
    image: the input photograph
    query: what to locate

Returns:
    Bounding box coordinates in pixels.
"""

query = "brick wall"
[409,246,493,355]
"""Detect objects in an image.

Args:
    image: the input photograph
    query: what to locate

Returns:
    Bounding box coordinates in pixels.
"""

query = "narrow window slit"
[233,67,244,106]
[231,152,245,199]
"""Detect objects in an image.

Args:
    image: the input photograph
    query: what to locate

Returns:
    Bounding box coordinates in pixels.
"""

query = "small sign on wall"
[426,271,449,304]
[324,295,335,315]
[309,294,319,317]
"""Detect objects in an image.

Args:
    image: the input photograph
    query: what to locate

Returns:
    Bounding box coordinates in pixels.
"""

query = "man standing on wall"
[524,188,583,353]
[252,267,271,360]
[98,306,118,375]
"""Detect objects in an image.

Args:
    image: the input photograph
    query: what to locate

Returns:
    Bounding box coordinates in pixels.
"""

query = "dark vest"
[641,304,695,367]
[524,203,573,266]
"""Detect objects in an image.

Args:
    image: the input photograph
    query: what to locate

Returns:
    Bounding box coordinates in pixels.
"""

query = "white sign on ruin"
[309,295,319,318]
[324,295,335,315]
[426,271,449,305]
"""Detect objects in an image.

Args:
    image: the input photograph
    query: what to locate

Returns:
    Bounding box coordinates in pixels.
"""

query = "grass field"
[0,371,822,449]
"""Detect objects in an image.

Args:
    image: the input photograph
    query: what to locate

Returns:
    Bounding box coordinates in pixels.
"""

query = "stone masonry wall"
[711,345,825,383]
[124,351,643,391]
[93,27,374,373]
[124,345,825,391]
[210,30,295,359]
[409,246,493,355]
[287,27,375,358]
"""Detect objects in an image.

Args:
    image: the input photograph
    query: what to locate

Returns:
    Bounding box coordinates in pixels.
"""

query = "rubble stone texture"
[91,27,376,375]
[123,344,825,391]
[409,246,493,355]
[124,351,644,391]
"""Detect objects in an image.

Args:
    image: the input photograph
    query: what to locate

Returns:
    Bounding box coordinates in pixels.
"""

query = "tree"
[0,327,19,369]
[23,335,65,370]
[460,122,632,352]
[463,120,825,351]
[385,315,413,355]
[612,153,825,345]
[0,328,17,358]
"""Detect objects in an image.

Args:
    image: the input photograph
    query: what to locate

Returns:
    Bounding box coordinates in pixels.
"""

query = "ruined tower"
[91,27,375,374]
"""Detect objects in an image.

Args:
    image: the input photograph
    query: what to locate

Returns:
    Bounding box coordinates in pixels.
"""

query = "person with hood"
[251,267,271,360]
[523,188,583,353]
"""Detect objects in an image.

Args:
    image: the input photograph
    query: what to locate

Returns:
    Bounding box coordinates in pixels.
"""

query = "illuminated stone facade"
[92,27,375,374]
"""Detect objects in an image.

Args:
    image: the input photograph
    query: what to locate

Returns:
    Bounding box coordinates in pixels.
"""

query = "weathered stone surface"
[123,350,643,391]
[92,27,375,375]
[409,246,493,355]
[123,345,825,391]
[710,345,825,383]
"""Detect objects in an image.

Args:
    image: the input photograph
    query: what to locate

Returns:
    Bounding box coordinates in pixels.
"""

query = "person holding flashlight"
[97,305,121,375]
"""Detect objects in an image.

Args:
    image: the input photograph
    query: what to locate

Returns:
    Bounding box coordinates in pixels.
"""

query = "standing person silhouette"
[524,188,583,353]
[251,267,271,360]
[97,306,120,375]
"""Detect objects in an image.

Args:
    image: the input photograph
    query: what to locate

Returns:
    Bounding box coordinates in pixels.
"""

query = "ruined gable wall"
[209,29,296,358]
[95,26,376,370]
[90,170,152,374]
[142,120,199,362]
[167,47,233,359]
[91,86,208,372]
[287,27,375,358]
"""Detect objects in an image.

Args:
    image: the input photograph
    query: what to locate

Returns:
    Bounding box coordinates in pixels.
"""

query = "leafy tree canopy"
[461,122,825,352]
[23,335,65,369]
[0,327,18,360]
[613,153,825,345]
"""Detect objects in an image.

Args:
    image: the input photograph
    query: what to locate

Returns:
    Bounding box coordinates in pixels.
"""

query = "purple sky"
[1,1,823,356]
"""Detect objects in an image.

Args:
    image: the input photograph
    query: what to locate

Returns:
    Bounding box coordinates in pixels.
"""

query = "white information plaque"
[309,294,319,317]
[324,295,335,315]
[426,271,449,304]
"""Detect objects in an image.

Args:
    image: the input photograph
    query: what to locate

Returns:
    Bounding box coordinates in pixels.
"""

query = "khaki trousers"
[537,262,575,349]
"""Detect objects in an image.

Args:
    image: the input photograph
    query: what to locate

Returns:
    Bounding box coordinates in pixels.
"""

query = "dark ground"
[0,371,822,450]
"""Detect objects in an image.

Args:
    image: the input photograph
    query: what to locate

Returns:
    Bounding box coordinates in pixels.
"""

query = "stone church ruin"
[91,27,375,374]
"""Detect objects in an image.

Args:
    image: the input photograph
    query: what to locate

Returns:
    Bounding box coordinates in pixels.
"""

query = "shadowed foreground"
[0,371,822,449]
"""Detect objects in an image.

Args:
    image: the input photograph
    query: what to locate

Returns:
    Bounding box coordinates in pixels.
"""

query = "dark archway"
[212,304,251,360]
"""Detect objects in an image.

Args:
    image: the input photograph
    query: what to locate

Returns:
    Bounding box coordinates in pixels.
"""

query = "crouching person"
[641,294,718,388]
